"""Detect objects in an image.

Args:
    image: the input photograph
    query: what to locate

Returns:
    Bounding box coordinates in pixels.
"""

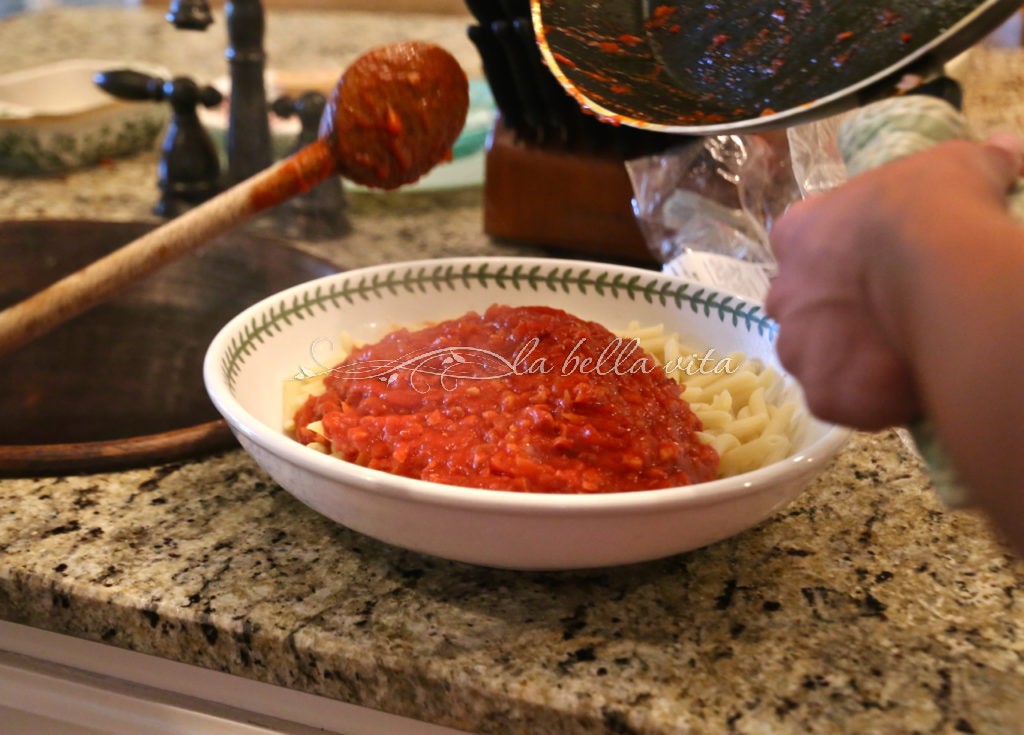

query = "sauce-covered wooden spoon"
[0,40,469,357]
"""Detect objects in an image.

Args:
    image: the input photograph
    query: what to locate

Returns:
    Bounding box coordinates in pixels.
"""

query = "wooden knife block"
[483,120,657,265]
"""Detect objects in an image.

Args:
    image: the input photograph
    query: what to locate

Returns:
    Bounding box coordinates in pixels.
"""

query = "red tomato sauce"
[292,305,719,493]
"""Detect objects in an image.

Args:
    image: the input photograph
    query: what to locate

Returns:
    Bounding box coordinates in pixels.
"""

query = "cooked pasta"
[615,320,797,477]
[284,311,797,481]
[282,332,362,441]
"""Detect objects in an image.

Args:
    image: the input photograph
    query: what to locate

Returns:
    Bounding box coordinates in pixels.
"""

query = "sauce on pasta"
[291,305,719,493]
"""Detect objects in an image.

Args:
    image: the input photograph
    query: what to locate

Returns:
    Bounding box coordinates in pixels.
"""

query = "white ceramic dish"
[0,59,169,175]
[204,257,848,570]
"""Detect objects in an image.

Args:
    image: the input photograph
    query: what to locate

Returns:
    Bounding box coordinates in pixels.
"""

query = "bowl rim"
[204,256,851,516]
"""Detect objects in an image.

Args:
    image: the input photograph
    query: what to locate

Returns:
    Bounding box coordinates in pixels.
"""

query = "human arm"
[764,137,1024,553]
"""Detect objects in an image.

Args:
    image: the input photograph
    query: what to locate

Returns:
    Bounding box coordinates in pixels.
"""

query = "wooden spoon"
[0,40,469,357]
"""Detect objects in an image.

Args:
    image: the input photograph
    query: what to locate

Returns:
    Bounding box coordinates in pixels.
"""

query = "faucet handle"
[95,69,224,219]
[269,90,349,240]
[94,69,223,110]
[271,92,327,152]
[94,69,167,102]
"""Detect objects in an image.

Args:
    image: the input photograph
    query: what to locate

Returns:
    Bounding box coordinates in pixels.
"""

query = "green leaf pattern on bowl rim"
[220,262,777,392]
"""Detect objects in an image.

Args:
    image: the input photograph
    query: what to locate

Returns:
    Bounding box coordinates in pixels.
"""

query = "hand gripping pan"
[532,0,1021,134]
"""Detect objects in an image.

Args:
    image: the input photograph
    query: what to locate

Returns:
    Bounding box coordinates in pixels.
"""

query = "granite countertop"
[1,7,1022,735]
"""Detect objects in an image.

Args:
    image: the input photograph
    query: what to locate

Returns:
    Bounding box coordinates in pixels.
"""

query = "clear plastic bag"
[625,119,851,301]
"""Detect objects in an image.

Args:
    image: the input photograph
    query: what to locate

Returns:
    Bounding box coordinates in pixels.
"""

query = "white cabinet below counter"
[0,620,470,735]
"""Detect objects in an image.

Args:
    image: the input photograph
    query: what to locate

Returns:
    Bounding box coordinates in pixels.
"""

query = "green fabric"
[836,95,978,508]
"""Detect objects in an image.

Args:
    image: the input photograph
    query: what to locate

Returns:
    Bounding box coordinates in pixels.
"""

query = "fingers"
[972,134,1024,200]
[773,309,921,430]
[768,196,822,265]
[982,132,1024,178]
[767,133,1021,432]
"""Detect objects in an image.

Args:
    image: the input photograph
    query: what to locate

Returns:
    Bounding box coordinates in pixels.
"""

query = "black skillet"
[532,0,1021,133]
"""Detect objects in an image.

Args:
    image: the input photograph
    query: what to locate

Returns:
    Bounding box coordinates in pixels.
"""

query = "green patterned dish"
[205,257,848,569]
[0,59,169,176]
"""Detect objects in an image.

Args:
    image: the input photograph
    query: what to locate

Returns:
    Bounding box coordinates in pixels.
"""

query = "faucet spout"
[166,0,273,186]
[224,0,273,183]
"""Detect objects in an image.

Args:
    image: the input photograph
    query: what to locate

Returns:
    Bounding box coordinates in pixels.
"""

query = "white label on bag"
[664,250,775,304]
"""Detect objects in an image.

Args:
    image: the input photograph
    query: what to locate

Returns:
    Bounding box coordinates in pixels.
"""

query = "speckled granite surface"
[0,8,1022,735]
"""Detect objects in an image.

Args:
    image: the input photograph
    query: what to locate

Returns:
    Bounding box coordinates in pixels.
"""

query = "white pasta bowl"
[204,257,848,570]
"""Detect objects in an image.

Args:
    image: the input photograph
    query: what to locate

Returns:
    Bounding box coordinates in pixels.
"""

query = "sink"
[0,219,338,475]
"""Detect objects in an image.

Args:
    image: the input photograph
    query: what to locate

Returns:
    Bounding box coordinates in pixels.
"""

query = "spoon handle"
[0,140,335,357]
